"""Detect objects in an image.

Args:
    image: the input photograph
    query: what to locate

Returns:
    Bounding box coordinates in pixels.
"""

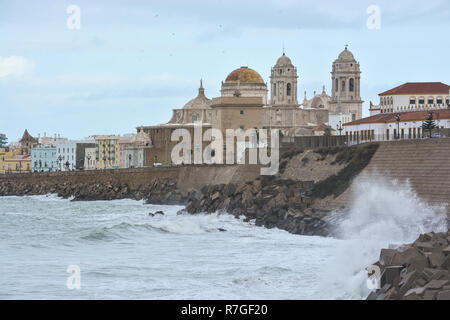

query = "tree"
[422,112,437,138]
[323,127,332,136]
[0,133,7,147]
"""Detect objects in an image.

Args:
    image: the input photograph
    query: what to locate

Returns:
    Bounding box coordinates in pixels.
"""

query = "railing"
[346,128,450,146]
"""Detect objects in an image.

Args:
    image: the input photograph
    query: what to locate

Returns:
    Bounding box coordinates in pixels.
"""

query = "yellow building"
[93,135,120,169]
[0,149,32,174]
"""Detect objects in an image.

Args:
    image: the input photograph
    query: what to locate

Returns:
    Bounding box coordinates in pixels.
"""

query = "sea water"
[0,178,446,299]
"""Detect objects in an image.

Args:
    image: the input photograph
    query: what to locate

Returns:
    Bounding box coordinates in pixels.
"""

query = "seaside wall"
[330,138,450,214]
[0,164,262,194]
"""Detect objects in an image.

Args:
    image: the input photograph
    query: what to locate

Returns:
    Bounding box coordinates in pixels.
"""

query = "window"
[410,98,416,105]
[341,80,346,92]
[273,84,276,96]
[335,79,338,92]
[446,98,450,105]
[349,78,354,92]
[287,83,291,96]
[240,110,244,115]
[419,98,425,105]
[428,98,434,105]
[437,98,443,105]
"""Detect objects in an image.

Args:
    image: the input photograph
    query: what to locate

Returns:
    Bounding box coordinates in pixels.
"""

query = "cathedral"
[137,46,363,166]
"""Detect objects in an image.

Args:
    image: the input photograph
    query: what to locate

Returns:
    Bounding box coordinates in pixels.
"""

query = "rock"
[380,249,397,266]
[154,210,164,215]
[423,289,438,300]
[429,251,447,268]
[436,290,450,300]
[211,192,221,201]
[425,280,448,290]
[218,228,227,232]
[393,247,429,272]
[381,266,403,287]
[404,286,426,297]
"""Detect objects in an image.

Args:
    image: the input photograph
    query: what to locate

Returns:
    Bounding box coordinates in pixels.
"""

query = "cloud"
[0,56,35,78]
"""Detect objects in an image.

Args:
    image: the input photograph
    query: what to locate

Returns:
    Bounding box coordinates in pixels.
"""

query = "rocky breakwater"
[185,176,333,236]
[184,143,380,237]
[0,177,188,205]
[367,231,450,300]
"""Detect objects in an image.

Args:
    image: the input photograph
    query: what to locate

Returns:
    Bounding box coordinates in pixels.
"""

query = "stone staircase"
[331,138,450,214]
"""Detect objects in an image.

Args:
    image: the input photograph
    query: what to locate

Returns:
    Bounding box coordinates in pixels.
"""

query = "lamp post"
[103,155,107,169]
[336,120,343,136]
[128,154,132,168]
[395,113,401,139]
[436,112,440,137]
[58,155,62,171]
[87,155,91,170]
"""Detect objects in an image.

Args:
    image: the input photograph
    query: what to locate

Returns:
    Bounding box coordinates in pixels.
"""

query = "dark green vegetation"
[0,133,7,147]
[312,143,379,198]
[422,113,437,138]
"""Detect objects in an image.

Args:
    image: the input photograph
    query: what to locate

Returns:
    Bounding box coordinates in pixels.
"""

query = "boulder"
[436,290,450,300]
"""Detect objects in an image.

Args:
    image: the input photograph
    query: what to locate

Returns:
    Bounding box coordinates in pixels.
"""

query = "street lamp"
[103,155,107,169]
[58,155,62,171]
[336,120,343,136]
[395,113,401,139]
[87,155,91,170]
[436,112,440,137]
[128,154,132,168]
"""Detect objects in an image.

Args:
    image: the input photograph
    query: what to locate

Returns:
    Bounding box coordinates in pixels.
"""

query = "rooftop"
[379,82,450,96]
[344,109,450,126]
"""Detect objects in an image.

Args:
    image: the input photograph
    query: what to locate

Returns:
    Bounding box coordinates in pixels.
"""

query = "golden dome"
[225,66,264,84]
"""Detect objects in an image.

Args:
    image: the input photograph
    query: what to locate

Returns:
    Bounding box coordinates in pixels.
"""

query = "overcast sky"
[1,0,449,142]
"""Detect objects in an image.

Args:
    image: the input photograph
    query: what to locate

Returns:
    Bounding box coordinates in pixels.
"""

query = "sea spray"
[319,175,447,299]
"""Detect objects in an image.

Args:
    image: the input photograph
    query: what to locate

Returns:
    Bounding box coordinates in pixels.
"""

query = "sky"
[0,0,449,142]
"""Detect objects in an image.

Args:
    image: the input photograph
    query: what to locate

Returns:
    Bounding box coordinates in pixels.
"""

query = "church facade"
[138,47,362,166]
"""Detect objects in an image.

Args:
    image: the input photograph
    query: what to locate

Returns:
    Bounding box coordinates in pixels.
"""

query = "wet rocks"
[367,230,450,300]
[0,177,187,205]
[185,176,332,236]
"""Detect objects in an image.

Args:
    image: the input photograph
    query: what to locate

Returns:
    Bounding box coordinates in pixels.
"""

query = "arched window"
[335,79,338,92]
[192,114,198,122]
[287,83,291,96]
[273,83,276,96]
[341,80,346,92]
[349,79,354,92]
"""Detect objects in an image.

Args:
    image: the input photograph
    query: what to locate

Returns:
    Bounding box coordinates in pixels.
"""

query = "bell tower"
[330,45,363,120]
[270,52,298,107]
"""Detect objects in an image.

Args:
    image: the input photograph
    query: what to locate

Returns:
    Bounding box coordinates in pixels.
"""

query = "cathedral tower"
[330,46,363,120]
[270,52,298,107]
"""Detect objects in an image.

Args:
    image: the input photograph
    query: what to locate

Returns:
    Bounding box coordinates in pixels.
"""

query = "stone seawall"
[0,164,262,203]
[330,138,450,216]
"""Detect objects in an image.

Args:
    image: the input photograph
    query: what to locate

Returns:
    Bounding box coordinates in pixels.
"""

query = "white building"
[328,104,352,135]
[56,142,76,171]
[84,147,96,170]
[344,109,450,142]
[370,82,450,115]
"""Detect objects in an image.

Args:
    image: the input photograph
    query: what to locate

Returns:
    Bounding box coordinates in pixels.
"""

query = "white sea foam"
[319,176,447,299]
